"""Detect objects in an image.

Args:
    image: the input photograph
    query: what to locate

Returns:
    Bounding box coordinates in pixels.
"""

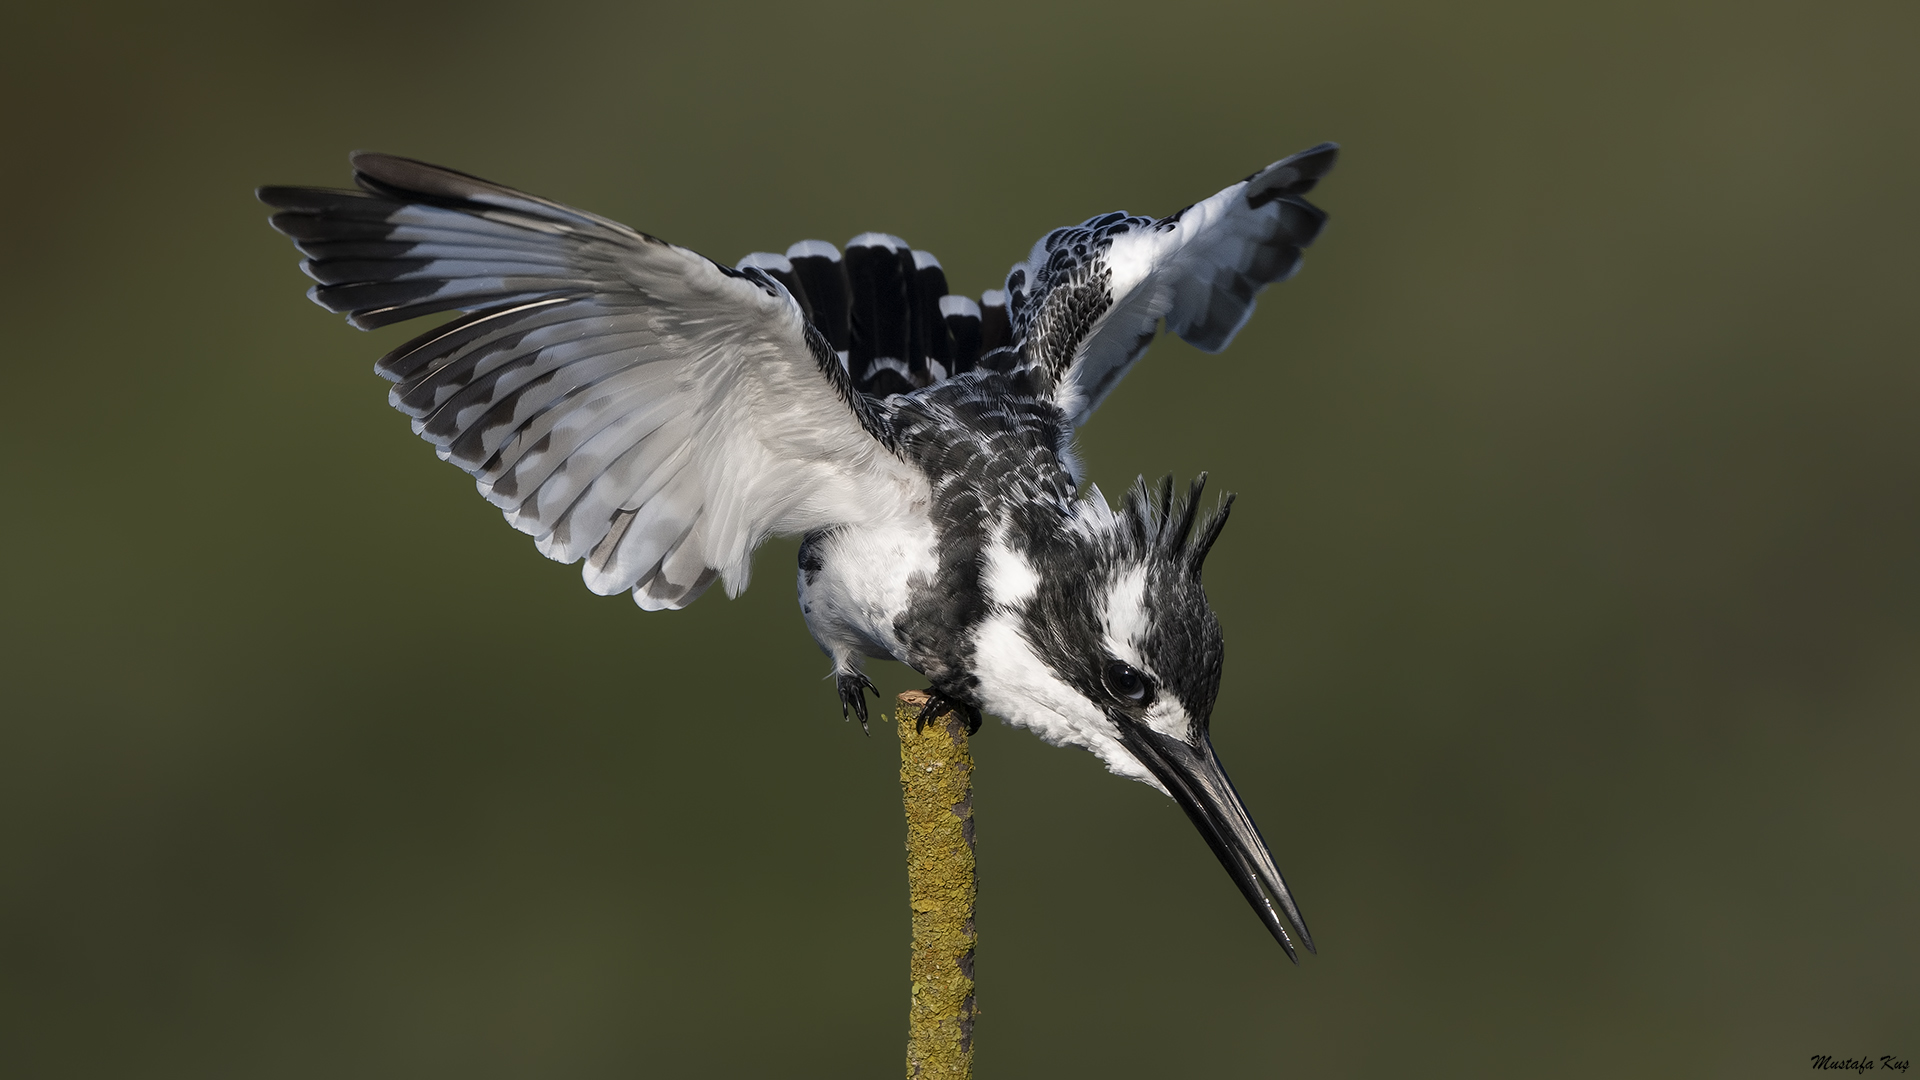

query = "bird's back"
[799,368,1081,689]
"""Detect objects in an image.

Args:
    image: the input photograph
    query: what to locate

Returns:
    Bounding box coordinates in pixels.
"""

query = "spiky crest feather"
[1103,473,1235,578]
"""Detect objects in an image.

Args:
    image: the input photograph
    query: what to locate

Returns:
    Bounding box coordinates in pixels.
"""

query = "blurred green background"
[3,1,1916,1075]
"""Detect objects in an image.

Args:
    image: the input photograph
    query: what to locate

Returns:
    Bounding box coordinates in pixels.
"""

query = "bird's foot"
[837,670,878,735]
[919,688,983,737]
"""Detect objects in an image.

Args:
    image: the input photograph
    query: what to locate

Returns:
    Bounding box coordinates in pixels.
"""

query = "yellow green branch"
[898,690,977,1079]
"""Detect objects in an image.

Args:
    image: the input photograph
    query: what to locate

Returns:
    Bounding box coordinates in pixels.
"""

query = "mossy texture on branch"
[898,690,977,1080]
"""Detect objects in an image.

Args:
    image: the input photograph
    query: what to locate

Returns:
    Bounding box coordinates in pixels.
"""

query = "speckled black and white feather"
[1001,143,1338,422]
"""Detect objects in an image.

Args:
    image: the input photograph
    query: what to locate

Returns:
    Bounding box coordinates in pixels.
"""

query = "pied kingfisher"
[261,143,1338,959]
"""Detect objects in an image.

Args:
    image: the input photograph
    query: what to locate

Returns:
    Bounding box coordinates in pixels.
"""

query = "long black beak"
[1113,717,1314,961]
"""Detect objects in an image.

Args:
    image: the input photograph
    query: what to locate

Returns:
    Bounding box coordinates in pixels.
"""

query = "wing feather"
[1006,143,1338,425]
[261,152,919,608]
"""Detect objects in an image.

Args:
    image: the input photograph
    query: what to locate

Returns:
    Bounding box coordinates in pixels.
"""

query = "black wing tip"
[348,148,400,170]
[256,151,430,208]
[1248,142,1341,202]
[348,149,455,182]
[1289,140,1341,163]
[1279,141,1340,180]
[349,149,479,187]
[349,149,493,203]
[260,151,512,209]
[256,184,370,210]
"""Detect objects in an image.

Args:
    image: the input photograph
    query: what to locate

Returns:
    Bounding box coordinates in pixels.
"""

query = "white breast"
[797,513,941,666]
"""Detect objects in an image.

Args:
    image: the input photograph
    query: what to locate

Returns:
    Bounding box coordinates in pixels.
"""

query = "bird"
[259,142,1338,960]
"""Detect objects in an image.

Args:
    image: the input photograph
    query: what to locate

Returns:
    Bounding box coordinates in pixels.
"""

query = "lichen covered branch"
[898,690,977,1079]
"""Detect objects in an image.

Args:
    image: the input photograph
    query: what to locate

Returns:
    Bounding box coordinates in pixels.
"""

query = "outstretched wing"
[1004,142,1338,425]
[260,152,921,610]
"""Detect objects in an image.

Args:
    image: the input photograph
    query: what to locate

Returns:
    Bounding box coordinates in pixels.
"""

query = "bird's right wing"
[260,152,922,610]
[1006,143,1338,425]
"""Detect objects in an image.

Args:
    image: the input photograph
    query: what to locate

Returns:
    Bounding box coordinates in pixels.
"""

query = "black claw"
[837,671,877,735]
[918,688,983,737]
[916,689,948,733]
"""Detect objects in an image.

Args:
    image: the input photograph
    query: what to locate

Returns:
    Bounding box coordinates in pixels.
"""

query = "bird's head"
[970,474,1313,958]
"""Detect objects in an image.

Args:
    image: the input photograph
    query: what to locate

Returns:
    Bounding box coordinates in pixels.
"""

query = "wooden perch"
[897,690,977,1079]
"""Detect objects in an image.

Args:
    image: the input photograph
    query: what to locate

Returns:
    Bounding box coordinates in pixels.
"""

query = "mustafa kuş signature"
[1811,1056,1910,1073]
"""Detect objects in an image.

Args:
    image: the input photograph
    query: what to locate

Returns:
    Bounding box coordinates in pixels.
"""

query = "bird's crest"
[1114,474,1236,579]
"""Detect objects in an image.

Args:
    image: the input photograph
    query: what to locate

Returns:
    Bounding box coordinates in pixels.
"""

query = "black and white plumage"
[260,143,1338,959]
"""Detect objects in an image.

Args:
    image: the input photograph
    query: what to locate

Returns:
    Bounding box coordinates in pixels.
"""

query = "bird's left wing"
[260,152,919,610]
[1006,143,1338,425]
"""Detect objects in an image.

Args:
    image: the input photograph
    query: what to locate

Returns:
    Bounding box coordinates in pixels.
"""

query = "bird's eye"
[1103,660,1153,704]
